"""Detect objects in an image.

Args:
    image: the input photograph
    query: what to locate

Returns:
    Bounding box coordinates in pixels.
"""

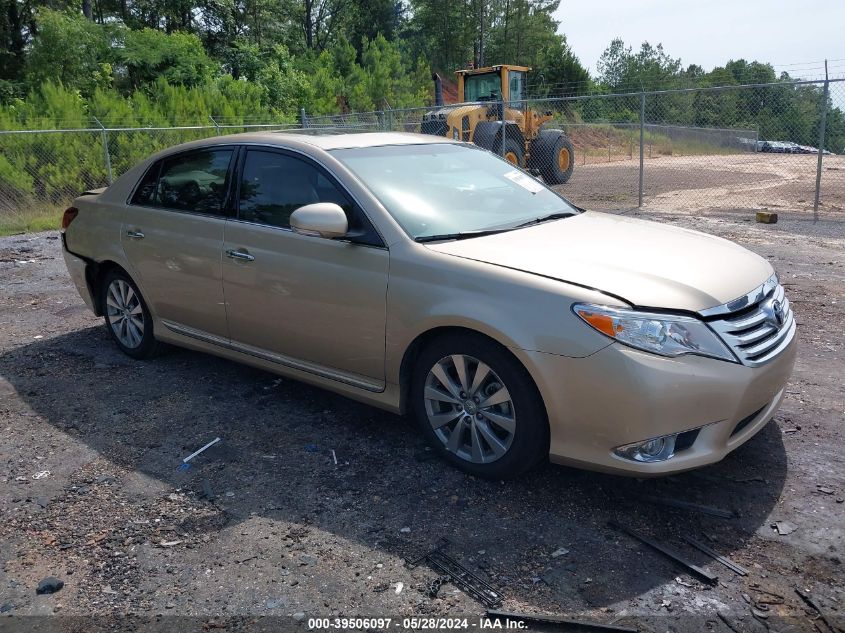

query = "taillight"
[61,207,79,230]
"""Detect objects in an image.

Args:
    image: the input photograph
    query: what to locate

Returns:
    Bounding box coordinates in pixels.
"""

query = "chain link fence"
[2,79,843,234]
[0,121,298,232]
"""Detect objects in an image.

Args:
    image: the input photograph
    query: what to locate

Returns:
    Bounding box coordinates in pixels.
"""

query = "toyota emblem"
[764,298,785,328]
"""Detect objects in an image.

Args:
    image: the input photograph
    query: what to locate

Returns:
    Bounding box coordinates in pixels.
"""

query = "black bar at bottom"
[487,610,639,632]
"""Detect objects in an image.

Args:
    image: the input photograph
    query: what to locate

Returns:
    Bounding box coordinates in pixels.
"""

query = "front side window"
[132,149,233,215]
[237,150,383,245]
[331,143,577,241]
[238,150,349,228]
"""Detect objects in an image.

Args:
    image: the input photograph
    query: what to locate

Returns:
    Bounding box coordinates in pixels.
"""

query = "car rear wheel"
[411,333,548,479]
[101,269,161,359]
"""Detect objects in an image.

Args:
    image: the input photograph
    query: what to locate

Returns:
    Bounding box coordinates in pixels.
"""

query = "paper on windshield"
[503,169,544,194]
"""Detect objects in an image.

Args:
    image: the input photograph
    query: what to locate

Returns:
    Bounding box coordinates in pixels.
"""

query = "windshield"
[464,72,501,101]
[330,143,578,240]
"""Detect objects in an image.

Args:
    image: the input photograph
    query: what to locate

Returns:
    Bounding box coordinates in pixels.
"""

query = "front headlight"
[572,303,736,362]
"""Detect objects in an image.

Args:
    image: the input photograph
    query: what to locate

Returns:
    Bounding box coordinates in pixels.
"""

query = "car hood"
[425,211,773,312]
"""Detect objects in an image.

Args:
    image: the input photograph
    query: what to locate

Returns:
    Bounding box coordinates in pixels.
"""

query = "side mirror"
[290,202,348,239]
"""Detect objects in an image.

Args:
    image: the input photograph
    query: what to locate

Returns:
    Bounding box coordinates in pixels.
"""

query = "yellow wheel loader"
[421,64,575,184]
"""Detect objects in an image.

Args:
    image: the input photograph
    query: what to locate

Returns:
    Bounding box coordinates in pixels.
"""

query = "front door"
[222,148,389,388]
[121,147,235,338]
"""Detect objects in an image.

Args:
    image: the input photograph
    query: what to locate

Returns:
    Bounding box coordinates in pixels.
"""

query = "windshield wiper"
[415,228,512,243]
[513,212,573,229]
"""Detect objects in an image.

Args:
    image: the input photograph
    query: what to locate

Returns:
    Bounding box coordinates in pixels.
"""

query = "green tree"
[25,9,113,97]
[120,28,216,90]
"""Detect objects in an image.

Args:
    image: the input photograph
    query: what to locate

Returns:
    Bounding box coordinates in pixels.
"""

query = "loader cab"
[456,64,530,104]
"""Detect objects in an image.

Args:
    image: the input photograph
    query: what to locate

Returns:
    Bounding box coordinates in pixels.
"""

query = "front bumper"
[62,240,97,313]
[519,335,797,475]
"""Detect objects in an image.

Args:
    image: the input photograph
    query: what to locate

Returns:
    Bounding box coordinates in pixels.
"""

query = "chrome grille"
[703,275,796,367]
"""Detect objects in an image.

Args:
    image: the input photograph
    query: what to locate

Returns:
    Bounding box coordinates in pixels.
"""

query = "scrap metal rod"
[639,495,735,519]
[607,521,718,586]
[682,536,748,576]
[487,610,638,632]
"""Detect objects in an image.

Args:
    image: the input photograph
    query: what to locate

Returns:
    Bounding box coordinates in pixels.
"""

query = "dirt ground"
[559,152,845,216]
[0,207,844,632]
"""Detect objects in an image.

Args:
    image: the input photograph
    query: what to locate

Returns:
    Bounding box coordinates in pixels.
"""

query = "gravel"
[0,210,842,631]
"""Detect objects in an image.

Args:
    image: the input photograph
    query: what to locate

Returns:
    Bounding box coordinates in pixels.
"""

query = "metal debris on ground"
[426,575,450,599]
[331,449,337,465]
[717,611,743,633]
[773,520,798,535]
[178,437,221,471]
[32,470,50,480]
[682,536,749,576]
[731,475,766,483]
[485,610,638,632]
[794,586,840,633]
[750,588,785,605]
[638,495,735,518]
[607,521,718,586]
[406,538,502,609]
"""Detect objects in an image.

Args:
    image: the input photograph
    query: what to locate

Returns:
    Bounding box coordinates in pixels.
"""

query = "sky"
[554,0,845,81]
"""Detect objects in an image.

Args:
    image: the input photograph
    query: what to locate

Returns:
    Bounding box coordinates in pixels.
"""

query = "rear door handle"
[126,230,145,239]
[226,249,255,262]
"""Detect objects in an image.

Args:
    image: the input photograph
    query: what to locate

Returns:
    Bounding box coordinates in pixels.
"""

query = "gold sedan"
[61,132,796,478]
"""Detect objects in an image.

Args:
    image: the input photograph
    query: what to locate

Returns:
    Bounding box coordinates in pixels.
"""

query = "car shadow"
[1,326,788,614]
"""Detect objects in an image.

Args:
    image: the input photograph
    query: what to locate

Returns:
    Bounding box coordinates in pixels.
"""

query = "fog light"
[614,434,678,463]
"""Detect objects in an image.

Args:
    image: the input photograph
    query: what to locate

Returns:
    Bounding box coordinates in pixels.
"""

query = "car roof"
[153,131,459,159]
[286,131,458,150]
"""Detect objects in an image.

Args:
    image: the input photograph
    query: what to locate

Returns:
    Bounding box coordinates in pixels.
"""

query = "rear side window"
[131,162,161,206]
[131,149,233,215]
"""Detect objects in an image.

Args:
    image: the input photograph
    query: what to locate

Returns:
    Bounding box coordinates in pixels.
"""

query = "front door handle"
[126,230,145,239]
[226,249,255,262]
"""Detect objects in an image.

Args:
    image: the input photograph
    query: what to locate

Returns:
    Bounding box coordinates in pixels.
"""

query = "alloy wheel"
[423,354,516,464]
[106,278,144,349]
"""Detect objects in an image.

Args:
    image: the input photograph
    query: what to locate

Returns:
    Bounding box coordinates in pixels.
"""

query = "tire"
[497,137,525,167]
[410,332,549,479]
[530,130,575,185]
[100,268,162,359]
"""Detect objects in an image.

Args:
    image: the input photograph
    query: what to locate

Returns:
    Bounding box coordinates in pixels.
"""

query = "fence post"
[500,99,506,157]
[300,108,308,129]
[209,115,221,136]
[639,91,645,208]
[813,61,829,222]
[92,116,113,186]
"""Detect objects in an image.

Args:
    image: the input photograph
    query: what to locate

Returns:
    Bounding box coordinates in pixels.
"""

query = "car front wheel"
[411,333,548,479]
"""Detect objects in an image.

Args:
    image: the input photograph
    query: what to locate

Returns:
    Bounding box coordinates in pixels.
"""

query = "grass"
[0,204,62,236]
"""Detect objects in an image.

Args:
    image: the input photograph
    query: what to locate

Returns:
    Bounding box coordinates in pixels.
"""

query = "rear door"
[222,147,389,389]
[121,147,235,339]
